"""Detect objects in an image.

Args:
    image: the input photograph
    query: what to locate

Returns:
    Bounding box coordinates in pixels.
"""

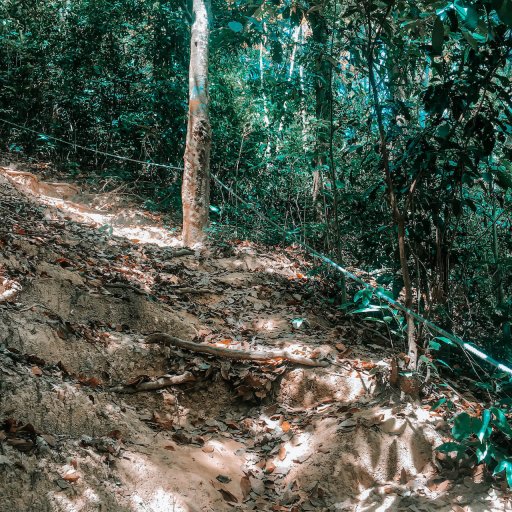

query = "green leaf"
[452,412,473,441]
[506,464,512,488]
[432,16,444,55]
[494,459,508,476]
[228,21,243,33]
[497,0,512,27]
[291,318,305,329]
[433,336,456,346]
[431,397,446,410]
[429,340,441,351]
[477,409,491,442]
[436,358,453,370]
[352,306,382,314]
[491,407,512,437]
[436,442,463,453]
[435,123,450,138]
[496,171,512,190]
[476,443,489,463]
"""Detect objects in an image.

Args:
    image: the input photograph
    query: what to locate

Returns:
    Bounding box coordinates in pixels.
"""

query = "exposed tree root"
[110,371,196,393]
[145,333,330,367]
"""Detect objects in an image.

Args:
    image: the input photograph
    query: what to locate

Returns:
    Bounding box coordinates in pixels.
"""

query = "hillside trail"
[0,162,509,512]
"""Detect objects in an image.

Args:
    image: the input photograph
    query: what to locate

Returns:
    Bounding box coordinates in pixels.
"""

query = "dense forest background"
[0,0,511,368]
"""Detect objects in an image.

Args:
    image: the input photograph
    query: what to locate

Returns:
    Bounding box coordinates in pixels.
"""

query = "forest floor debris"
[0,163,510,511]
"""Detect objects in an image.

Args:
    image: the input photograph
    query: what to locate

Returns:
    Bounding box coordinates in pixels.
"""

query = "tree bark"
[309,4,329,206]
[182,0,212,247]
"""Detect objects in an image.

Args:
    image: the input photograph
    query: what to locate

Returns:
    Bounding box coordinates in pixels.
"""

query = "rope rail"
[1,116,511,376]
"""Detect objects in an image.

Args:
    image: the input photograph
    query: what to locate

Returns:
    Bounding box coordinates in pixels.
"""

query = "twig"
[145,333,329,367]
[109,372,196,393]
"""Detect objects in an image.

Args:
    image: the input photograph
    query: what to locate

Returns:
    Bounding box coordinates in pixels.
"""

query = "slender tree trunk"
[365,6,417,368]
[309,3,329,208]
[491,184,509,343]
[182,0,212,247]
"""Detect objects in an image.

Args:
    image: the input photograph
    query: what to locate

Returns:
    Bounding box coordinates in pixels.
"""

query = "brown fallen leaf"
[202,445,214,453]
[62,471,80,482]
[31,366,43,376]
[265,461,276,474]
[152,412,174,430]
[171,431,191,445]
[240,476,252,500]
[218,488,238,503]
[7,438,34,452]
[278,446,287,461]
[280,420,291,433]
[78,376,102,388]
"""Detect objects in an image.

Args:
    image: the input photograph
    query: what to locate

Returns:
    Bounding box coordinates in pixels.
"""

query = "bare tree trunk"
[365,3,417,369]
[309,4,329,209]
[182,0,212,247]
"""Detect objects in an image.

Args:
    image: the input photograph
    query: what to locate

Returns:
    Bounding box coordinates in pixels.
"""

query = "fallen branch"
[145,333,329,367]
[110,371,195,393]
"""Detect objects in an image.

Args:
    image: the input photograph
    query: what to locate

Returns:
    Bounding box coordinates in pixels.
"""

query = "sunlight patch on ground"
[131,489,190,512]
[1,168,181,247]
[357,489,398,511]
[49,486,100,511]
[40,197,181,247]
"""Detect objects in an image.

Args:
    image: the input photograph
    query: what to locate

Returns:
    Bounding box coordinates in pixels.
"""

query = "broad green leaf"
[491,407,512,437]
[497,0,512,27]
[432,16,444,55]
[435,123,450,138]
[452,412,472,441]
[476,443,489,463]
[429,340,441,351]
[496,171,512,190]
[478,409,491,442]
[228,21,243,33]
[436,442,462,453]
[506,464,512,488]
[494,459,509,475]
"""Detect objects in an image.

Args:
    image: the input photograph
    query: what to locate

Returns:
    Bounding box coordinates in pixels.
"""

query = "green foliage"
[437,405,512,487]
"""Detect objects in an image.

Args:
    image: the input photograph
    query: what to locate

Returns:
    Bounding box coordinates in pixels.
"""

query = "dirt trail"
[0,164,508,511]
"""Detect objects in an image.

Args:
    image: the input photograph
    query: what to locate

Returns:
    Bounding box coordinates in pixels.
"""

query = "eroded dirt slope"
[0,164,508,511]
